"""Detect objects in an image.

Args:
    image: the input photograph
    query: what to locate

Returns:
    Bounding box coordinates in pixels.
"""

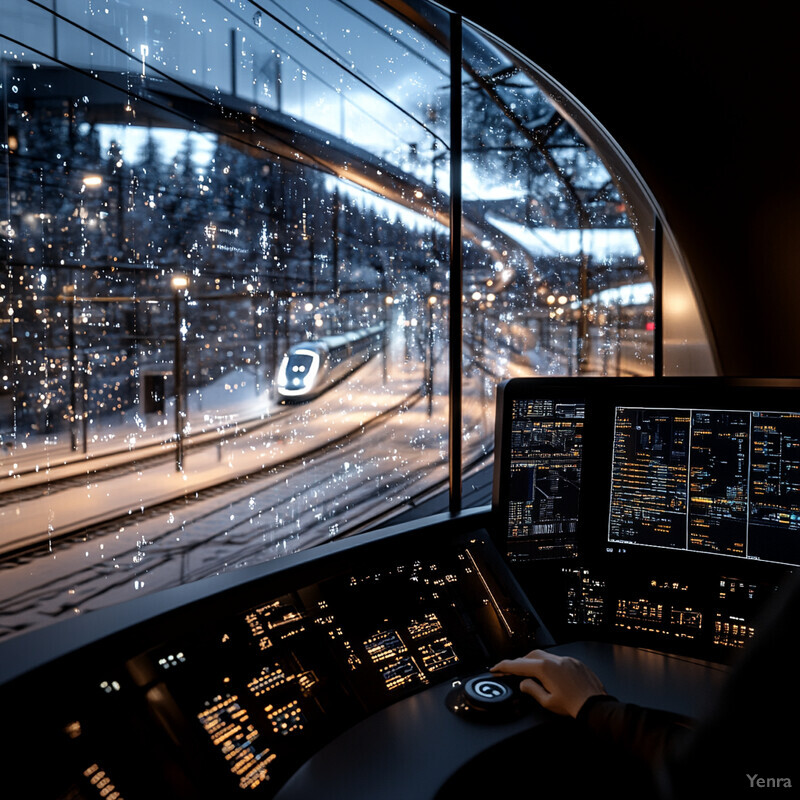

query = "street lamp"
[81,174,103,189]
[62,284,78,451]
[383,294,394,384]
[427,294,436,416]
[171,274,190,471]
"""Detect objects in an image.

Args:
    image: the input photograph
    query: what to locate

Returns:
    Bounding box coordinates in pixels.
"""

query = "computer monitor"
[492,377,800,570]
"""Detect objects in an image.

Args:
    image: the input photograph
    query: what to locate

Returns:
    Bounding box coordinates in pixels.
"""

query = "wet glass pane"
[459,22,655,468]
[0,0,714,639]
[0,0,450,636]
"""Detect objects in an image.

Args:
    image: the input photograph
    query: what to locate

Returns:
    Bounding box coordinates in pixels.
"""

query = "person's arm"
[491,649,695,765]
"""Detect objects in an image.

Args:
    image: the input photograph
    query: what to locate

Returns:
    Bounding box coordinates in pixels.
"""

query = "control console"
[0,521,551,799]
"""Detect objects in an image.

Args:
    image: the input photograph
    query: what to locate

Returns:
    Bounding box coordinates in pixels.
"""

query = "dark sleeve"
[663,572,800,796]
[575,694,695,767]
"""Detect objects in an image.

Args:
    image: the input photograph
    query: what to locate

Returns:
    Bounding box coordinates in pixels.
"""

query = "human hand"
[490,649,608,718]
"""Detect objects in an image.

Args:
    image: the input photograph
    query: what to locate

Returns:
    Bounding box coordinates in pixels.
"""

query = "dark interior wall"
[445,1,800,376]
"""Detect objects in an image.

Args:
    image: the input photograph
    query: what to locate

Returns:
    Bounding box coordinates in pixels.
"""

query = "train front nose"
[278,349,320,396]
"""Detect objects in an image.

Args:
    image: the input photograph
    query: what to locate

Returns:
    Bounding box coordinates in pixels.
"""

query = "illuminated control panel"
[559,561,780,660]
[11,528,541,800]
[135,531,540,795]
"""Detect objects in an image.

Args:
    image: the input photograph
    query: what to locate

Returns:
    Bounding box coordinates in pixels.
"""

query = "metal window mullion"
[448,12,463,514]
[654,214,664,377]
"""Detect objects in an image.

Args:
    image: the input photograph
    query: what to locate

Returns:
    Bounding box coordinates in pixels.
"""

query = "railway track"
[0,384,426,564]
[0,383,492,638]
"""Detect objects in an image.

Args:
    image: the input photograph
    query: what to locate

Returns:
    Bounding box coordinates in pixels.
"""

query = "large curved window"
[0,0,714,638]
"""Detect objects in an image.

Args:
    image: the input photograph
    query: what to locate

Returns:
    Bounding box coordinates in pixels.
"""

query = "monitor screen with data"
[493,378,800,569]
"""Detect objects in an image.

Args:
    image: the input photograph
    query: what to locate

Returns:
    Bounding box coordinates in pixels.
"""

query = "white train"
[276,324,385,401]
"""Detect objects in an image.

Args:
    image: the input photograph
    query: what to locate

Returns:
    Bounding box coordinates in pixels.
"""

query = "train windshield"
[0,0,713,639]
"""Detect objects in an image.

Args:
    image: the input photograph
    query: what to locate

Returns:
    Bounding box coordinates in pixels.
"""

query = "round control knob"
[463,676,514,708]
[445,672,529,721]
